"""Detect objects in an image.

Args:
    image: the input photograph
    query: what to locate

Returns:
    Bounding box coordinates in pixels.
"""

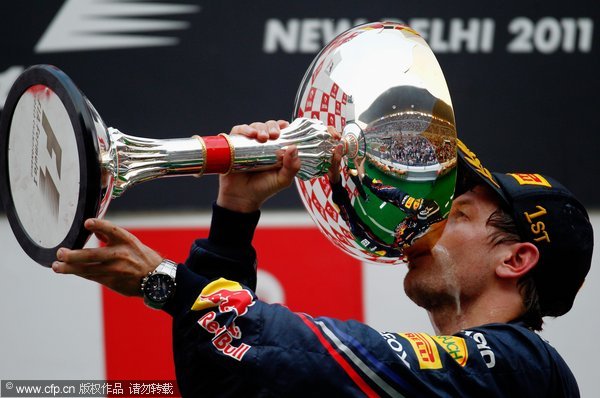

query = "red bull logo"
[199,288,254,316]
[192,278,256,361]
[193,278,255,316]
[197,312,251,361]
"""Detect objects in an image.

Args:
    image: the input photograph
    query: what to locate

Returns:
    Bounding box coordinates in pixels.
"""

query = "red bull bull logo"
[193,278,255,315]
[192,278,256,361]
[199,288,254,316]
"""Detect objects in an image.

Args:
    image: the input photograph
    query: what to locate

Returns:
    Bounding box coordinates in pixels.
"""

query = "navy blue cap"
[456,140,594,316]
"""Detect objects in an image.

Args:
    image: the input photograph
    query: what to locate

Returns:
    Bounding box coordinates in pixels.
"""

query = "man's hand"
[326,142,344,185]
[355,156,366,180]
[217,120,301,213]
[52,218,163,296]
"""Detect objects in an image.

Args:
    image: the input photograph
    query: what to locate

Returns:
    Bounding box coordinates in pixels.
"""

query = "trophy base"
[0,65,102,266]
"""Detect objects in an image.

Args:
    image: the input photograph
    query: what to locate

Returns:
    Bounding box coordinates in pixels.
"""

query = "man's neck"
[428,290,525,335]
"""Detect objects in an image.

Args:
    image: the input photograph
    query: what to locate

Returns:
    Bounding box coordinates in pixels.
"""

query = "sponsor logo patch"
[464,331,496,368]
[507,173,551,188]
[193,278,255,316]
[412,199,422,211]
[432,336,469,366]
[192,278,255,361]
[399,333,442,369]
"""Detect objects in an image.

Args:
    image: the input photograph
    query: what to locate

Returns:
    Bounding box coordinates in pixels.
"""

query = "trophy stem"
[104,118,351,198]
[106,128,206,197]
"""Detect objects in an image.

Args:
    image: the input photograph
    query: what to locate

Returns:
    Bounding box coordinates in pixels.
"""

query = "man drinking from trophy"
[52,120,592,397]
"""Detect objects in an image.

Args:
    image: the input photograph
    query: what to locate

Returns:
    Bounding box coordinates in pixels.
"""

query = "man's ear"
[496,242,539,279]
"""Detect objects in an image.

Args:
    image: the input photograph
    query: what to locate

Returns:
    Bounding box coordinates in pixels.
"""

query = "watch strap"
[153,259,178,279]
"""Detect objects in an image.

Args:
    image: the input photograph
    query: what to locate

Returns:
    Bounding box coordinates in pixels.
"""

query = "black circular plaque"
[0,65,102,267]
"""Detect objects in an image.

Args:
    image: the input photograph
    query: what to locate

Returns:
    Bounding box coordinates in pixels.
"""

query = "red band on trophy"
[202,135,232,174]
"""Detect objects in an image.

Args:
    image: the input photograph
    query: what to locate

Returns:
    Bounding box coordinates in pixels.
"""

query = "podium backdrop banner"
[0,0,598,211]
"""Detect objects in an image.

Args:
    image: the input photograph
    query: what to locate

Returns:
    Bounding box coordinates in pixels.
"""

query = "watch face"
[143,274,176,303]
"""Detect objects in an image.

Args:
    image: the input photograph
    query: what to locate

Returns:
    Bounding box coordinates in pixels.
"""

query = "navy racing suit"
[164,204,579,397]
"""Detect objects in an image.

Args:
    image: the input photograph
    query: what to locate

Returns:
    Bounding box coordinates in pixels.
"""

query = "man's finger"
[84,218,136,244]
[230,124,250,135]
[230,124,259,139]
[56,246,121,264]
[248,122,270,142]
[94,231,110,244]
[52,260,105,276]
[327,144,343,183]
[52,261,120,287]
[231,121,287,143]
[278,145,301,185]
[265,120,281,140]
[327,126,341,140]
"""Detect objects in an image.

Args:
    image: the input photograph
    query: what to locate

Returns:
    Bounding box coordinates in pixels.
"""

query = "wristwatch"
[141,259,178,309]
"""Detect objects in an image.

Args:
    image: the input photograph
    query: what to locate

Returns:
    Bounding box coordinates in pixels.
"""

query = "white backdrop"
[1,212,598,396]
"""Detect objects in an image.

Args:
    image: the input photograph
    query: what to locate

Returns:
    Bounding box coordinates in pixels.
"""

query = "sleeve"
[184,202,260,290]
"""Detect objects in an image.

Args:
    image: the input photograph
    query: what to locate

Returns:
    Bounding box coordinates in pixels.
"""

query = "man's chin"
[403,272,428,308]
[403,274,449,310]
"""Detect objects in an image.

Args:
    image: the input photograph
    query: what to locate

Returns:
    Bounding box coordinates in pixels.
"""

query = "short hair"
[486,207,544,331]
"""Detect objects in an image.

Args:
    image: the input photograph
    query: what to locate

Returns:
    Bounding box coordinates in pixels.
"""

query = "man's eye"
[452,210,468,219]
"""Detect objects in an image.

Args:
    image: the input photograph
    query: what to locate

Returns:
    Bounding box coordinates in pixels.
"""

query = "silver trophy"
[0,22,456,267]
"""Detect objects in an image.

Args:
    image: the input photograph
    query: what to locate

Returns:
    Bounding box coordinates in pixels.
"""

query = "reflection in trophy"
[0,22,456,267]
